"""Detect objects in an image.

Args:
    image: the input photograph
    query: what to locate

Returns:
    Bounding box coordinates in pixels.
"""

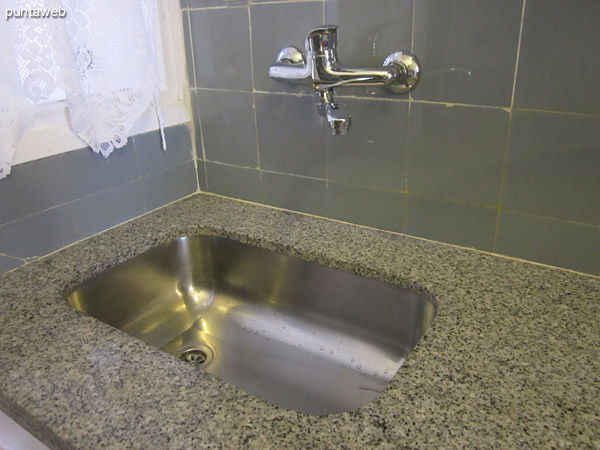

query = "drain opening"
[179,348,208,367]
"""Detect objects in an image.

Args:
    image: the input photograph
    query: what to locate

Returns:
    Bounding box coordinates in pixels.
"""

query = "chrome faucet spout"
[314,65,403,90]
[315,90,351,136]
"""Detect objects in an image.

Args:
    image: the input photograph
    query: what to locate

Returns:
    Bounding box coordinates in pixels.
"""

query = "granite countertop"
[0,194,599,449]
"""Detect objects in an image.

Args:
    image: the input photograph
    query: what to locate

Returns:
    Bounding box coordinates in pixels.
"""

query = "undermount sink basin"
[66,236,436,415]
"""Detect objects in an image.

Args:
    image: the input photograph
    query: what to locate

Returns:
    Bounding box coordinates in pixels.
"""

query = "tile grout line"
[511,107,600,117]
[192,87,600,117]
[194,86,253,94]
[0,252,27,263]
[247,4,265,203]
[186,10,198,92]
[403,0,416,233]
[491,207,600,228]
[509,0,527,111]
[183,9,202,194]
[185,4,209,190]
[404,101,412,234]
[185,0,323,11]
[493,0,527,251]
[190,89,209,191]
[410,0,415,55]
[405,0,416,230]
[190,131,202,193]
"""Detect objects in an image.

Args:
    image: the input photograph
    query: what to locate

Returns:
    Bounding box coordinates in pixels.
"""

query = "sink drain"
[179,348,207,366]
[177,344,214,368]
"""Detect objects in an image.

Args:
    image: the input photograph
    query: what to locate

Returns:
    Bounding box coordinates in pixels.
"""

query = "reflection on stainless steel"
[269,25,420,134]
[66,236,436,415]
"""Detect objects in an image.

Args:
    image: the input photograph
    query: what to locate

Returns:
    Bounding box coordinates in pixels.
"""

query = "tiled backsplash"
[0,125,196,274]
[182,0,600,276]
[2,1,597,277]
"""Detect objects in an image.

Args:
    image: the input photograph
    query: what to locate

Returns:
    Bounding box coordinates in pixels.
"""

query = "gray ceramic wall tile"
[262,172,327,216]
[405,195,498,251]
[502,111,600,225]
[413,0,521,106]
[255,93,326,178]
[327,182,404,233]
[181,11,195,88]
[250,2,323,94]
[205,162,262,202]
[196,160,208,191]
[62,141,138,200]
[189,8,252,91]
[407,103,508,204]
[496,211,600,276]
[141,161,198,211]
[325,0,412,67]
[0,255,24,274]
[0,155,68,225]
[0,204,76,259]
[197,89,258,167]
[327,98,408,189]
[514,0,600,114]
[135,125,193,176]
[325,0,412,98]
[72,180,144,239]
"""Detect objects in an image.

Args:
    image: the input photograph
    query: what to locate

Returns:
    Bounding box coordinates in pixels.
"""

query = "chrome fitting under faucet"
[269,25,420,135]
[315,90,351,136]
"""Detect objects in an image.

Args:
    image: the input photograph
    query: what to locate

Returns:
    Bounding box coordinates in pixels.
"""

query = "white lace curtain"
[0,0,163,179]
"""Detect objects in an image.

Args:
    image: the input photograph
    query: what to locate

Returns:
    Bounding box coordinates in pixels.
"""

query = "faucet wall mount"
[269,25,421,135]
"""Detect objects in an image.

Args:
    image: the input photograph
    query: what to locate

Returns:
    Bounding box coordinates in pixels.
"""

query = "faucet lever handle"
[275,46,305,65]
[306,25,338,53]
[307,25,338,37]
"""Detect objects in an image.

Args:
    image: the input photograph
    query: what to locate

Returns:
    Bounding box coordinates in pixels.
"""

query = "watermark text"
[6,7,67,21]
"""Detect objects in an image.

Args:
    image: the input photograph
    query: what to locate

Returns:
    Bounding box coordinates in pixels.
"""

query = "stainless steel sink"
[66,236,436,415]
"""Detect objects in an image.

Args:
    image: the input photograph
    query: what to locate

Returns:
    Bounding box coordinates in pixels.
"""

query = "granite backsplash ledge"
[0,193,599,449]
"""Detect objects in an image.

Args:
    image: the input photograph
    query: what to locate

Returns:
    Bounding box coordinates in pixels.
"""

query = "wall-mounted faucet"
[269,25,420,135]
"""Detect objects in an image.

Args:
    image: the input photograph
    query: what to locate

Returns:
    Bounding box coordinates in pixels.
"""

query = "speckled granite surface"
[0,193,599,449]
